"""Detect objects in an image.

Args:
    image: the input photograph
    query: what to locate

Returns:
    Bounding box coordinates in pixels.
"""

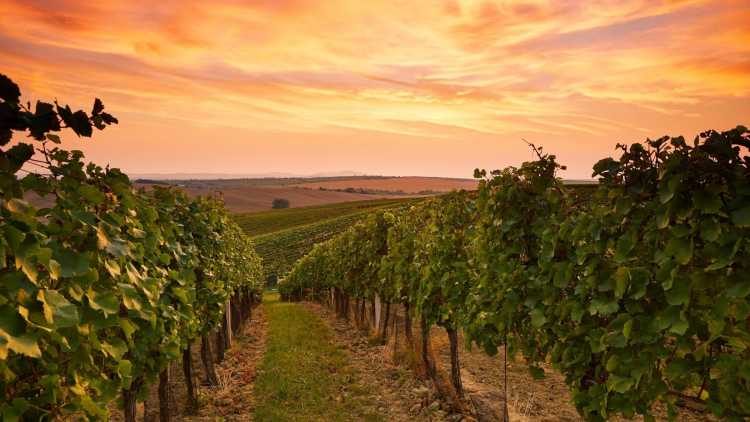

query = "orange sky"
[1,0,748,178]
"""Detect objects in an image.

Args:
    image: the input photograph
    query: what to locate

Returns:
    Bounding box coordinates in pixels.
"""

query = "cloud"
[0,0,748,177]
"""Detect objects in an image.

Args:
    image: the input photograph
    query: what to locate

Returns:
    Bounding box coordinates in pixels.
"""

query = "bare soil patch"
[308,299,715,422]
[158,186,401,213]
[109,304,268,421]
[428,324,716,422]
[294,177,478,194]
[181,304,268,421]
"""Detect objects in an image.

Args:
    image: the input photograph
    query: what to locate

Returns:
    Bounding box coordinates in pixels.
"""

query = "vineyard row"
[0,74,265,421]
[281,126,750,421]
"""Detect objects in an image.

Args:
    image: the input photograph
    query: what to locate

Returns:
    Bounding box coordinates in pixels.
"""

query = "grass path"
[252,293,382,421]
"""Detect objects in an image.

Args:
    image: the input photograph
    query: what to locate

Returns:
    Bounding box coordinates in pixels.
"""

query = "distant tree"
[272,198,290,209]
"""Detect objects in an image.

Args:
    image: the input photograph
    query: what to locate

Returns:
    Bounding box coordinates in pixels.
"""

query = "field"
[234,198,413,237]
[293,176,478,194]
[235,198,420,280]
[131,176,470,213]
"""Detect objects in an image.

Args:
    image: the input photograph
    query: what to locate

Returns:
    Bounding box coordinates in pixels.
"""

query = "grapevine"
[0,74,264,420]
[283,126,750,420]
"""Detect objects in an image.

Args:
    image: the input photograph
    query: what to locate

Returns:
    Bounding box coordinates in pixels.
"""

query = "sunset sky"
[1,0,748,179]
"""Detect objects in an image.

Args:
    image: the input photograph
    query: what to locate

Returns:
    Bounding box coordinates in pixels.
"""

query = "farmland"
[293,176,479,194]
[134,176,469,213]
[234,198,415,237]
[236,198,421,280]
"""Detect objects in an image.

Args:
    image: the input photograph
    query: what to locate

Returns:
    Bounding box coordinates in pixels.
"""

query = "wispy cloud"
[0,0,748,177]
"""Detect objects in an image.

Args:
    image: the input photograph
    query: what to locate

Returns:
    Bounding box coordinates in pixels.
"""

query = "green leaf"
[51,250,90,279]
[700,219,721,242]
[118,284,143,311]
[607,374,634,393]
[1,398,29,422]
[101,338,128,359]
[606,354,620,372]
[530,308,547,328]
[623,319,633,339]
[693,190,722,214]
[171,287,189,304]
[590,297,619,316]
[666,359,692,382]
[659,177,680,204]
[726,281,750,298]
[118,359,133,388]
[119,318,137,340]
[97,226,130,257]
[665,279,691,306]
[79,185,105,205]
[669,315,689,335]
[614,231,637,262]
[666,237,693,265]
[163,341,180,360]
[731,205,750,227]
[628,268,649,299]
[654,208,670,229]
[87,290,119,315]
[104,259,121,277]
[38,290,79,328]
[614,267,629,298]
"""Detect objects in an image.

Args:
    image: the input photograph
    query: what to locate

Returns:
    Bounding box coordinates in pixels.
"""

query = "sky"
[1,0,748,179]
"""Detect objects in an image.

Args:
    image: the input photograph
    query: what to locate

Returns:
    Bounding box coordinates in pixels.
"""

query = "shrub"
[272,198,290,209]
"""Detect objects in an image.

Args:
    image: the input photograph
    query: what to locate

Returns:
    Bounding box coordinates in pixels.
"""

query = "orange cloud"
[0,0,748,178]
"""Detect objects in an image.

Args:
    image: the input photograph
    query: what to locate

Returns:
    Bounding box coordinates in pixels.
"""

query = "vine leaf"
[0,73,20,103]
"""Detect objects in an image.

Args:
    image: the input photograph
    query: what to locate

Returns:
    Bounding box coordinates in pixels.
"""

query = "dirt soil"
[293,176,478,194]
[182,304,269,421]
[427,322,716,422]
[179,186,408,213]
[303,301,470,422]
[306,299,715,422]
[109,304,268,421]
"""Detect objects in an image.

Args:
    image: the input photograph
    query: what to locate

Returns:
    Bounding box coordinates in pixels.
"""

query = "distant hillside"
[130,171,367,180]
[293,176,478,194]
[134,176,463,213]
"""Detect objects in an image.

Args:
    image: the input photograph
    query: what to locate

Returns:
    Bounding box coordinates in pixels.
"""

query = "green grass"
[253,294,382,421]
[234,198,415,238]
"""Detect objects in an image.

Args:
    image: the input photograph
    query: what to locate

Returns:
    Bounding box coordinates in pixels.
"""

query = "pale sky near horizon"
[1,0,748,179]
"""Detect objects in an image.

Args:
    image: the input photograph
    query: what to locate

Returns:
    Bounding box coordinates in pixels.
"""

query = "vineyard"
[237,198,419,282]
[0,75,264,420]
[234,198,414,237]
[281,128,750,421]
